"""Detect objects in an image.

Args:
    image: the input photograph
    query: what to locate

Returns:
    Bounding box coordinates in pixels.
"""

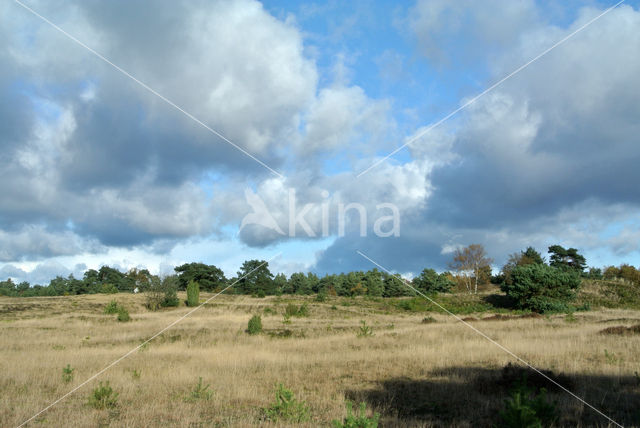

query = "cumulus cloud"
[314,2,640,273]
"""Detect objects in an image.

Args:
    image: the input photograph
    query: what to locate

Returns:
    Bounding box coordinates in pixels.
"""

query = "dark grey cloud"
[425,5,640,230]
[0,0,319,253]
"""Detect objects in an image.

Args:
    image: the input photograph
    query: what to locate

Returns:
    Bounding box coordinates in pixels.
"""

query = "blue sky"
[1,0,640,284]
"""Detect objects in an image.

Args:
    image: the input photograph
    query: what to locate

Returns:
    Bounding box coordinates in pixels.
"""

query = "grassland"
[1,289,639,427]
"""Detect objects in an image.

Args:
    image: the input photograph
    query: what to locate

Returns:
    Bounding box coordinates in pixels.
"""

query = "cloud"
[0,0,322,253]
[406,0,540,66]
[314,3,640,274]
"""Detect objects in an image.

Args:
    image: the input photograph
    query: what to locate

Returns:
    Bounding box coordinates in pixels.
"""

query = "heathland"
[1,281,639,427]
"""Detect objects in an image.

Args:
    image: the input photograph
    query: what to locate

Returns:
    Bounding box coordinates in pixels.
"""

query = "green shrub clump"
[333,401,380,428]
[499,381,557,428]
[88,381,119,409]
[185,377,213,402]
[186,280,200,307]
[145,277,180,310]
[104,300,120,314]
[501,264,581,313]
[116,307,130,322]
[285,303,309,317]
[247,315,263,335]
[62,364,74,383]
[264,384,310,423]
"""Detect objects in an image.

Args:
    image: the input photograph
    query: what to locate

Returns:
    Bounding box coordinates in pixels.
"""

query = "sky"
[1,0,640,284]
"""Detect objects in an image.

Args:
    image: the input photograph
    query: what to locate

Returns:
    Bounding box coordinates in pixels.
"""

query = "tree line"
[2,244,639,311]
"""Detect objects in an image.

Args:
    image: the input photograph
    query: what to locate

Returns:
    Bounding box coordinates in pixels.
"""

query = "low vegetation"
[247,314,263,335]
[186,280,200,307]
[88,381,119,410]
[332,402,380,428]
[263,384,310,423]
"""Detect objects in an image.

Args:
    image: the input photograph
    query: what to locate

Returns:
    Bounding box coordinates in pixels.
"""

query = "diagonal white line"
[356,250,623,428]
[13,0,284,179]
[15,254,281,428]
[357,0,626,178]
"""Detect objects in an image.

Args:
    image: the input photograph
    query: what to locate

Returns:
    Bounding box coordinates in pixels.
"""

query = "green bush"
[357,320,374,337]
[315,291,328,302]
[264,383,310,423]
[333,401,380,428]
[285,303,309,317]
[62,364,74,383]
[116,307,130,322]
[185,377,213,402]
[146,277,180,310]
[247,315,263,335]
[100,283,119,294]
[186,280,200,307]
[501,264,581,313]
[88,381,119,409]
[104,300,120,314]
[396,297,427,312]
[499,381,557,428]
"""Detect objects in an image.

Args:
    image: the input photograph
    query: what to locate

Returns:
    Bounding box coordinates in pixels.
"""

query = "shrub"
[104,300,120,314]
[282,313,292,325]
[285,303,309,317]
[315,291,328,302]
[100,283,119,294]
[297,303,309,317]
[247,315,263,335]
[396,297,427,312]
[145,277,180,310]
[285,303,298,317]
[499,381,557,428]
[88,381,119,409]
[185,377,213,402]
[332,401,380,428]
[357,320,374,337]
[116,307,130,322]
[501,264,581,313]
[256,289,266,298]
[186,280,200,307]
[264,383,310,423]
[62,364,74,383]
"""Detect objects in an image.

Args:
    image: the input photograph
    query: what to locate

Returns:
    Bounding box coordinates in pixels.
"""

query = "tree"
[548,245,586,273]
[345,271,366,296]
[145,275,179,310]
[501,263,581,313]
[273,273,288,295]
[413,268,454,294]
[290,272,311,295]
[236,260,274,295]
[98,266,134,292]
[522,247,545,265]
[450,244,493,294]
[126,268,155,292]
[501,247,545,285]
[175,263,226,291]
[364,269,384,297]
[382,272,410,297]
[307,272,320,293]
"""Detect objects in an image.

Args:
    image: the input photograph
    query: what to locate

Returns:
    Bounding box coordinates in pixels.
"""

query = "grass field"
[1,291,639,427]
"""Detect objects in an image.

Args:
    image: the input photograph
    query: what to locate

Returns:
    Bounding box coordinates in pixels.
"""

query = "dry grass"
[1,293,639,427]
